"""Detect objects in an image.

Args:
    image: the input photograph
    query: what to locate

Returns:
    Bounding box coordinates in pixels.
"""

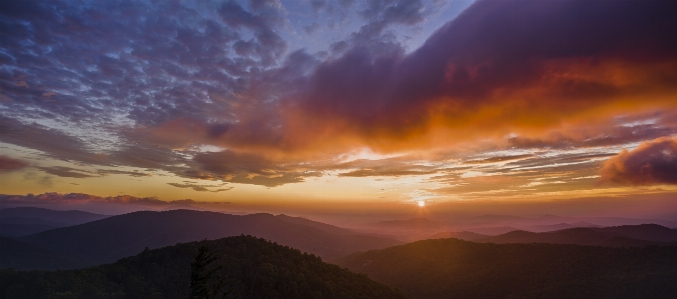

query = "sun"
[417,200,425,207]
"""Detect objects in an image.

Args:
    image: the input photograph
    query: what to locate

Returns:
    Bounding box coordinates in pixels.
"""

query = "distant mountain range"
[336,238,677,299]
[2,207,677,298]
[1,236,406,299]
[478,227,659,247]
[0,207,109,237]
[353,215,677,241]
[432,224,677,247]
[428,231,489,241]
[367,218,447,230]
[526,221,602,232]
[4,209,400,270]
[453,214,677,232]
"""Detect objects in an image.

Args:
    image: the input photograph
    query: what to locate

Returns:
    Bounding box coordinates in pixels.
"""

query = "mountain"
[336,238,677,299]
[463,214,527,224]
[584,217,677,229]
[0,218,61,237]
[462,226,519,235]
[354,218,451,242]
[0,236,82,270]
[473,224,677,247]
[161,203,203,211]
[275,214,356,235]
[0,236,406,299]
[446,214,677,232]
[592,224,677,243]
[15,210,400,269]
[428,231,488,241]
[368,218,447,230]
[527,222,602,232]
[478,228,659,247]
[0,207,109,237]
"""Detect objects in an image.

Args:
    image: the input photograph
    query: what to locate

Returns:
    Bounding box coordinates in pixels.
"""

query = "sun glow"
[417,200,425,207]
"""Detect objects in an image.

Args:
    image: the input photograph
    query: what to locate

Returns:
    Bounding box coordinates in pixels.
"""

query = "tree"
[188,245,224,299]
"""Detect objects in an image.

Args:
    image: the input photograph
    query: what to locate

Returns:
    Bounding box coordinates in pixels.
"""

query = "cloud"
[280,0,677,152]
[303,22,321,35]
[191,150,320,187]
[36,166,98,178]
[0,0,287,129]
[507,123,677,150]
[0,116,108,165]
[0,192,157,205]
[0,192,228,206]
[360,0,425,27]
[601,137,677,185]
[97,169,152,177]
[332,157,439,177]
[339,168,435,177]
[463,154,534,164]
[0,155,29,172]
[1,0,676,190]
[167,182,233,192]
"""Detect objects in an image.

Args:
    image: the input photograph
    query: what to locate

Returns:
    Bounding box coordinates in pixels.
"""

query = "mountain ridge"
[336,238,677,299]
[12,209,400,270]
[1,235,407,299]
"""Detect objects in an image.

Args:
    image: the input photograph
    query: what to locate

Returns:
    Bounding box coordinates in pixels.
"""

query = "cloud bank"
[601,137,677,186]
[0,0,676,191]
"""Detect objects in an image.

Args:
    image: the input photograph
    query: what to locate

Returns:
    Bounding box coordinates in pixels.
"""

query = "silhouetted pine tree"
[189,245,226,299]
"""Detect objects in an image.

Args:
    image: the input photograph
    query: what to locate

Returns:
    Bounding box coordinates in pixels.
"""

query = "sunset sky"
[1,0,676,219]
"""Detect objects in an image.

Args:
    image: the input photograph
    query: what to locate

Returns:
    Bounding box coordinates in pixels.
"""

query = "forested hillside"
[0,236,406,299]
[336,238,677,299]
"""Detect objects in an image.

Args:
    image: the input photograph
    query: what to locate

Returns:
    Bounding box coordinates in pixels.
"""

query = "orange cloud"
[271,0,677,154]
[601,137,677,185]
[131,0,677,160]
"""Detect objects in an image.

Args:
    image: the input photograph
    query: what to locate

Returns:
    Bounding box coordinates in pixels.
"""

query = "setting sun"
[417,201,426,207]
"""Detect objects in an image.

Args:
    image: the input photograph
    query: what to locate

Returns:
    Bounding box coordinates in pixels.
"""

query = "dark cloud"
[167,182,233,192]
[37,166,98,178]
[303,22,321,34]
[0,155,29,172]
[508,124,677,150]
[0,0,285,129]
[249,0,281,11]
[0,192,226,206]
[192,150,319,187]
[108,144,188,173]
[601,137,677,185]
[283,0,677,151]
[0,116,108,165]
[97,169,152,177]
[360,0,425,26]
[0,115,190,177]
[218,0,287,65]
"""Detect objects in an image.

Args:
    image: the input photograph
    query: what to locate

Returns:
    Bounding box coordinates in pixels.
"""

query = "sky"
[1,0,676,220]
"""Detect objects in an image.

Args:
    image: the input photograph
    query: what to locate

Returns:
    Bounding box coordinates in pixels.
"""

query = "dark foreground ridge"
[0,235,406,299]
[336,238,677,299]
